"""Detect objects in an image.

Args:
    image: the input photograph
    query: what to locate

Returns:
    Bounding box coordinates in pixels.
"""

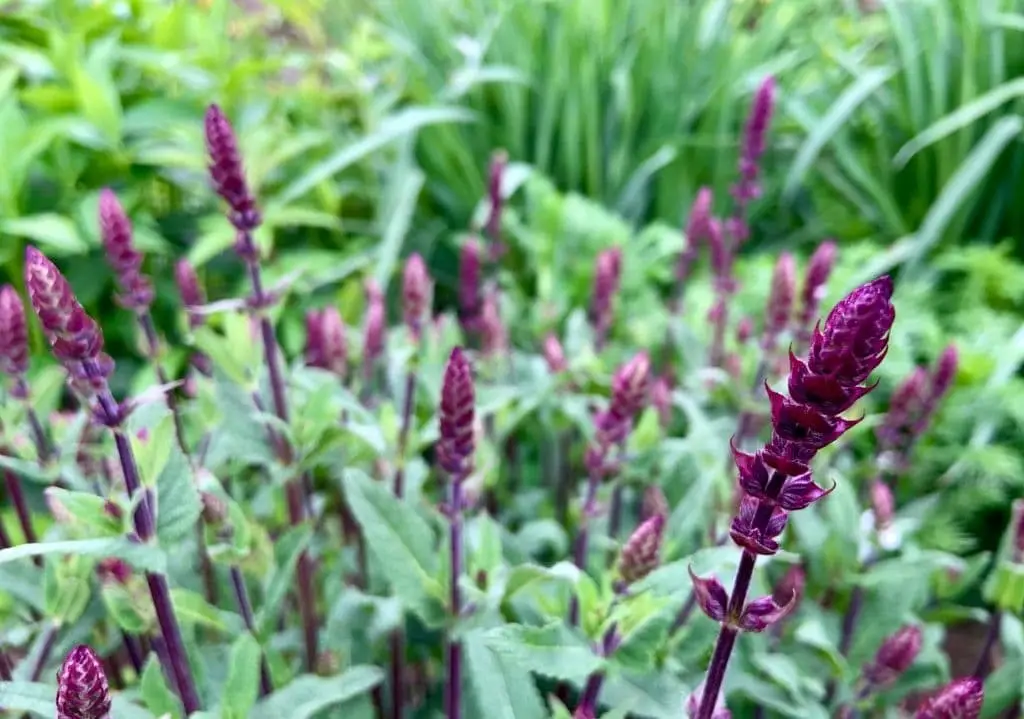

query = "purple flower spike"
[763,252,796,351]
[688,567,729,622]
[56,645,112,719]
[736,317,754,345]
[737,592,796,632]
[732,75,776,209]
[590,247,623,347]
[877,366,930,451]
[611,351,651,419]
[798,240,838,344]
[205,104,260,231]
[678,187,714,285]
[305,308,347,378]
[458,238,482,333]
[98,189,153,311]
[809,276,895,385]
[915,677,983,719]
[438,348,475,481]
[543,333,567,374]
[363,279,385,366]
[174,259,206,329]
[479,287,507,358]
[619,513,665,585]
[931,345,958,399]
[870,479,895,529]
[0,284,29,377]
[865,624,922,686]
[24,247,107,368]
[402,253,431,339]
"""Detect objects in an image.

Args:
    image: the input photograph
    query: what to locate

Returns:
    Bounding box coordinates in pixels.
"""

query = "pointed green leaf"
[140,655,178,718]
[155,441,201,545]
[222,633,262,719]
[250,667,384,719]
[0,539,166,573]
[483,622,602,683]
[465,629,546,719]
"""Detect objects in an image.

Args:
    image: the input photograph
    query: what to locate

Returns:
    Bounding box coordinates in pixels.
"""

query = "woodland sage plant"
[0,88,1016,719]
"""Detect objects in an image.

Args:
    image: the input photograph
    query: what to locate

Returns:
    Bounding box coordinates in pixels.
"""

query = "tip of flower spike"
[915,677,983,719]
[438,347,476,480]
[866,624,922,686]
[619,513,665,585]
[56,644,111,719]
[0,283,28,377]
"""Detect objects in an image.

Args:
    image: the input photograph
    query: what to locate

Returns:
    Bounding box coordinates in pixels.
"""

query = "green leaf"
[171,588,238,632]
[256,524,312,636]
[43,556,91,624]
[0,681,58,716]
[782,67,897,200]
[155,442,201,545]
[0,539,166,573]
[42,488,121,536]
[140,655,179,718]
[483,622,602,683]
[600,670,690,719]
[1,215,87,254]
[102,582,152,633]
[342,469,440,614]
[373,160,424,287]
[130,409,175,488]
[250,667,384,719]
[464,629,546,719]
[222,633,262,719]
[277,106,474,203]
[894,78,1024,167]
[905,116,1024,273]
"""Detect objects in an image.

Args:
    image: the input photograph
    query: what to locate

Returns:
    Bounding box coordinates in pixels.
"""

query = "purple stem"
[575,625,619,717]
[0,514,10,548]
[230,566,273,696]
[16,379,53,464]
[237,232,319,671]
[28,621,59,681]
[569,466,603,626]
[83,359,201,713]
[696,470,787,719]
[0,648,11,681]
[973,610,1002,679]
[3,469,38,547]
[121,631,145,675]
[389,367,417,719]
[445,478,464,719]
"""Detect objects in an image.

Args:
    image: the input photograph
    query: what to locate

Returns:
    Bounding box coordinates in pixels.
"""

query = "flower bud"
[865,624,922,686]
[458,238,482,332]
[96,558,132,585]
[542,333,567,374]
[479,286,507,358]
[590,247,623,345]
[689,567,729,623]
[98,189,152,311]
[305,307,348,378]
[737,593,796,632]
[870,480,895,529]
[931,345,958,400]
[402,253,431,339]
[0,284,29,378]
[618,513,665,585]
[736,316,754,345]
[437,348,475,481]
[363,279,385,367]
[56,645,112,719]
[200,492,228,526]
[763,252,796,351]
[205,104,260,230]
[915,677,983,719]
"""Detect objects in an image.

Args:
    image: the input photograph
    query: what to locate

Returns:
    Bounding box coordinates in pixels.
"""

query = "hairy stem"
[230,566,272,696]
[446,479,464,719]
[84,360,201,713]
[238,233,319,671]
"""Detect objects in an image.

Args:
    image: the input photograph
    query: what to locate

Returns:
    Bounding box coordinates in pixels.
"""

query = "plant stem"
[606,482,624,563]
[3,469,38,547]
[121,631,145,675]
[84,359,201,713]
[575,625,619,717]
[16,379,53,464]
[973,610,1002,679]
[238,233,319,671]
[445,478,464,719]
[230,566,272,696]
[389,366,417,719]
[696,470,787,719]
[570,465,603,626]
[28,621,59,681]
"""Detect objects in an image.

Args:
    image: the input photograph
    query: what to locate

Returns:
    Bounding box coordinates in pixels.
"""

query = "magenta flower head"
[543,333,567,374]
[0,284,29,379]
[763,252,796,351]
[98,189,153,311]
[865,624,922,686]
[363,278,385,366]
[798,240,838,342]
[205,104,260,231]
[729,276,894,556]
[437,347,475,481]
[458,237,482,332]
[174,259,206,329]
[619,512,665,585]
[931,345,958,399]
[877,366,930,452]
[305,307,347,378]
[590,247,623,346]
[24,247,109,374]
[732,75,776,208]
[480,286,507,358]
[402,253,431,339]
[915,677,983,719]
[678,187,714,285]
[56,645,111,719]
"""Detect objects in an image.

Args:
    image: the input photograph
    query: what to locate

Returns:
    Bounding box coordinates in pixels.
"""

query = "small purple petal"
[688,566,729,622]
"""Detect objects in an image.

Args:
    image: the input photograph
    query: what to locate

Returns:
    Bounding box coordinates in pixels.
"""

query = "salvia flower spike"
[864,624,922,686]
[797,240,837,347]
[731,75,776,214]
[676,187,714,301]
[915,677,983,719]
[0,284,29,379]
[305,307,348,378]
[458,238,482,334]
[56,645,111,719]
[590,247,623,349]
[402,253,431,340]
[762,252,796,353]
[205,103,259,231]
[618,512,665,586]
[694,276,895,719]
[543,333,567,374]
[174,259,206,329]
[98,189,153,311]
